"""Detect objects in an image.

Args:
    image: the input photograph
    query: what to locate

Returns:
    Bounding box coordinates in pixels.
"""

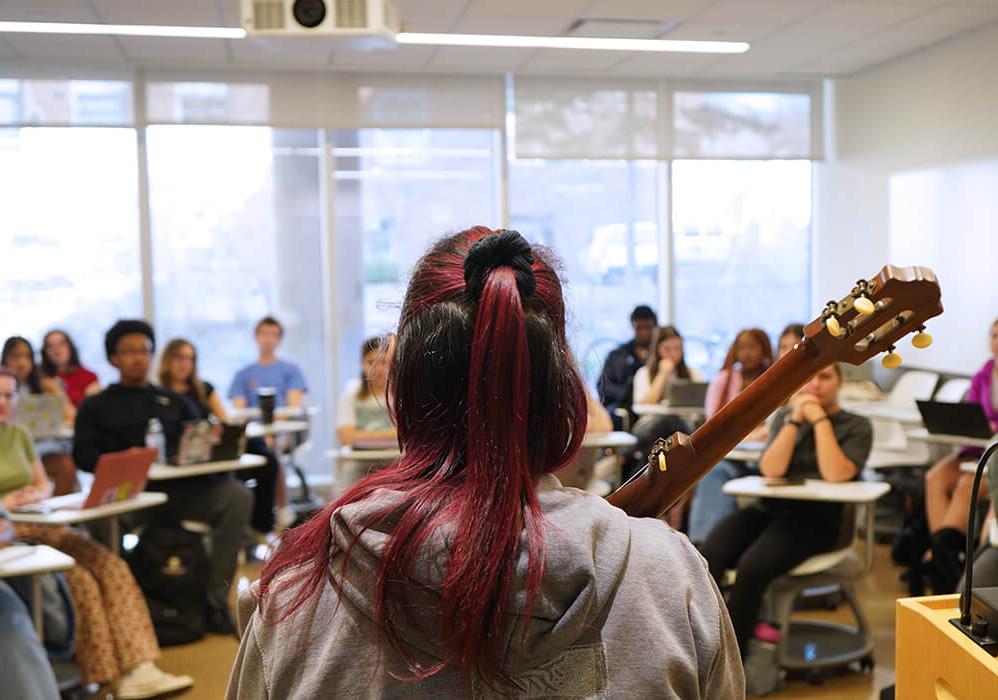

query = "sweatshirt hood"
[327,475,631,675]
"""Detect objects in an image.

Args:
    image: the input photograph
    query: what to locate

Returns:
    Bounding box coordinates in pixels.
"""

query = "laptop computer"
[666,381,709,408]
[21,447,157,512]
[17,394,64,437]
[170,420,215,465]
[211,423,247,461]
[916,400,995,439]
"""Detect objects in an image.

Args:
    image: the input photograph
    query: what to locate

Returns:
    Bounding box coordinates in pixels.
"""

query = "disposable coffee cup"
[257,388,277,425]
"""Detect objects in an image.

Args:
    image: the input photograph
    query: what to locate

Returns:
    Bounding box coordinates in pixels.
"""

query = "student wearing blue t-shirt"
[228,317,308,409]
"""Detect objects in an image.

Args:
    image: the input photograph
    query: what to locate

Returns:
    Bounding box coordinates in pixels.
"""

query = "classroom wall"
[814,21,998,374]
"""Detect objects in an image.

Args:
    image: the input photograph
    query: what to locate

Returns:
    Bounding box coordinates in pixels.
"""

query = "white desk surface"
[31,426,74,441]
[906,428,995,449]
[0,544,75,578]
[228,406,315,422]
[842,400,922,425]
[334,431,639,463]
[726,441,766,463]
[9,491,168,526]
[245,420,308,438]
[632,403,705,419]
[148,454,265,481]
[723,476,890,504]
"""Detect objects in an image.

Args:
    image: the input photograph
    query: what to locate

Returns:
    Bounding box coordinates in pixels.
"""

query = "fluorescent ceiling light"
[0,21,246,39]
[397,32,749,54]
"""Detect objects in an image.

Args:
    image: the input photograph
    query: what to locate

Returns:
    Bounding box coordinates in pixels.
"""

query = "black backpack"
[128,525,208,646]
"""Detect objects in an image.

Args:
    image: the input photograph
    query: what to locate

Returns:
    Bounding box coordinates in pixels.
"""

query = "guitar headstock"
[804,265,943,368]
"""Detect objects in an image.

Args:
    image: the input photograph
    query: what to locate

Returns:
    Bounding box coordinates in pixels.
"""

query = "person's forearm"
[759,425,796,477]
[812,421,857,482]
[286,390,304,408]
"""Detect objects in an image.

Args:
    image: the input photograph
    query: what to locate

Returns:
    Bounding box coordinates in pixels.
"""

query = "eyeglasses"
[116,347,151,357]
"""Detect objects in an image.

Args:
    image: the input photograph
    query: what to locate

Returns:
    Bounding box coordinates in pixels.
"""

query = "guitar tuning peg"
[882,346,903,369]
[825,315,844,338]
[912,325,933,349]
[853,295,875,316]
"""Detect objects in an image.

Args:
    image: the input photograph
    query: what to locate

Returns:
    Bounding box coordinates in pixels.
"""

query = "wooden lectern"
[896,595,998,698]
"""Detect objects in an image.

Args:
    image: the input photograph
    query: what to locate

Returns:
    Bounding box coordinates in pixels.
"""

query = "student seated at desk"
[337,336,396,447]
[74,320,250,636]
[2,336,77,496]
[159,338,280,535]
[700,364,872,656]
[689,324,802,543]
[629,325,702,461]
[1,507,61,700]
[0,368,192,697]
[917,319,998,593]
[228,316,308,411]
[597,305,658,427]
[41,329,101,408]
[227,228,743,699]
[228,316,307,529]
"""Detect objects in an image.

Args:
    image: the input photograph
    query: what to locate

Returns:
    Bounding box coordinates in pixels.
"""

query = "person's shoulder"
[77,385,111,412]
[77,366,99,382]
[5,422,33,443]
[837,409,872,431]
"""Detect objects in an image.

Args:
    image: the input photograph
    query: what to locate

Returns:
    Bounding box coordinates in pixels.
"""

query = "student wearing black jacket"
[73,320,250,635]
[597,305,657,423]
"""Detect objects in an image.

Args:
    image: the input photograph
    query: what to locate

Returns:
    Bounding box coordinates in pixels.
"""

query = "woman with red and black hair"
[227,228,743,698]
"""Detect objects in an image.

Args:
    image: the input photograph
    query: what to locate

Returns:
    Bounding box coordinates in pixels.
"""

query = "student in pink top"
[704,328,773,419]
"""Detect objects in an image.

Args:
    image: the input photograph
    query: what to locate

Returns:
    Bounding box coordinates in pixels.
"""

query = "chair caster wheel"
[805,670,823,685]
[860,656,875,672]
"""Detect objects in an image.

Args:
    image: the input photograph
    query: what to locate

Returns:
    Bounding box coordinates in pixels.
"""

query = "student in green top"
[0,367,192,697]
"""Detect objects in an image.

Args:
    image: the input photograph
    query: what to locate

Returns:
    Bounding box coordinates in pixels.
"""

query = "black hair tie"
[463,229,537,301]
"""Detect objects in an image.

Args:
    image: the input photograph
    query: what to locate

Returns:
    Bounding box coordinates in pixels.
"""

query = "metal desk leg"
[32,574,43,637]
[109,517,120,556]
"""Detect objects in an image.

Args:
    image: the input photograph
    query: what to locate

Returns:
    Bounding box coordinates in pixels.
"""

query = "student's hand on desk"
[2,487,41,509]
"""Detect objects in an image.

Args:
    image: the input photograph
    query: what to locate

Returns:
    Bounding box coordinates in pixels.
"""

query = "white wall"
[815,21,998,375]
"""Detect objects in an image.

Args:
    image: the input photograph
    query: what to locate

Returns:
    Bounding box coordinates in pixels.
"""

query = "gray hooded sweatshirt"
[227,476,744,699]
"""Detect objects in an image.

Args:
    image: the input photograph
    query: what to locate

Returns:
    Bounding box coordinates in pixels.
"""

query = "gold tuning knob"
[912,326,933,349]
[854,295,875,316]
[825,315,843,338]
[882,346,903,369]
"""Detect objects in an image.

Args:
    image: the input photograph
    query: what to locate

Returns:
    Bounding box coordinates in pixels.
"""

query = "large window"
[672,160,812,373]
[0,127,142,379]
[147,126,331,472]
[331,128,500,390]
[509,160,661,383]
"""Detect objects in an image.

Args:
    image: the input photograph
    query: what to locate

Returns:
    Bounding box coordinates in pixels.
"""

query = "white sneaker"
[117,661,194,699]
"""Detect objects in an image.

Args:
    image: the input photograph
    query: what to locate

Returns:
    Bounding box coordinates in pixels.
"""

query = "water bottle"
[146,418,166,463]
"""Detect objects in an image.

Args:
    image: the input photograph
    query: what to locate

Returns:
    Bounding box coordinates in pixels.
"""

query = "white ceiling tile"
[394,0,468,32]
[218,0,240,27]
[582,0,713,22]
[664,21,779,42]
[89,0,224,26]
[117,36,230,63]
[906,2,998,30]
[693,0,829,29]
[525,47,628,70]
[451,16,574,35]
[0,36,21,57]
[230,37,334,66]
[465,0,592,18]
[798,23,955,75]
[610,51,717,76]
[0,0,99,23]
[428,45,536,69]
[763,1,934,49]
[3,33,124,60]
[708,44,825,73]
[331,45,435,68]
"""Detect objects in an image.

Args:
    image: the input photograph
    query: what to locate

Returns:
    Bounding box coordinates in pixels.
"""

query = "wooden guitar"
[607,265,943,519]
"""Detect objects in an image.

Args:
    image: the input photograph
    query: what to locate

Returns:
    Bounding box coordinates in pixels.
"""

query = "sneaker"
[117,661,193,699]
[206,604,237,636]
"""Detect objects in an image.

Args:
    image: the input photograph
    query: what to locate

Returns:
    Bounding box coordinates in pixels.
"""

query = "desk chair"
[762,488,888,685]
[933,377,970,403]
